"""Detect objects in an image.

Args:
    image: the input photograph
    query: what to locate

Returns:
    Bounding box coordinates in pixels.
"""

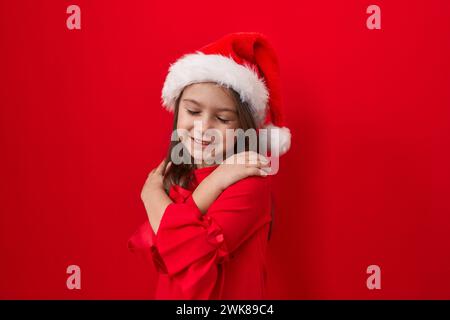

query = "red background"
[1,0,449,299]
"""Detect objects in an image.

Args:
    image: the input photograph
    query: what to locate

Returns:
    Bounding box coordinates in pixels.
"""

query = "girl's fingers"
[258,153,270,163]
[226,151,270,166]
[246,152,259,163]
[154,159,167,175]
[250,153,269,164]
[261,166,271,174]
[247,167,268,177]
[239,152,269,165]
[164,161,172,175]
[245,159,271,168]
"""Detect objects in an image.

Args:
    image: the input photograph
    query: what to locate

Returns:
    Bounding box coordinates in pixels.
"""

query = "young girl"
[128,32,291,300]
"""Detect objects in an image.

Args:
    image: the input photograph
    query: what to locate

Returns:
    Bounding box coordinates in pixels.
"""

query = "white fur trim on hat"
[161,52,269,125]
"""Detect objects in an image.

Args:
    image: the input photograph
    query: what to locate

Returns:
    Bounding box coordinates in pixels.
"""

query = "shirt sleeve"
[127,219,168,274]
[128,175,272,299]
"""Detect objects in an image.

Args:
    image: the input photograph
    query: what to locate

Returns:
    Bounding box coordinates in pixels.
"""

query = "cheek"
[176,114,192,131]
[216,127,234,148]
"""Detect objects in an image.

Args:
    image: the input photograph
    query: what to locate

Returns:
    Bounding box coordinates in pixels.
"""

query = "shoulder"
[207,175,272,217]
[219,175,272,201]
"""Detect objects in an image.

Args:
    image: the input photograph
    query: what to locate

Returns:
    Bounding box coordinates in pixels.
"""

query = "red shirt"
[128,164,272,299]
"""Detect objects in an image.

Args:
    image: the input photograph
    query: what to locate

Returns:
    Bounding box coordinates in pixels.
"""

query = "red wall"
[1,0,449,299]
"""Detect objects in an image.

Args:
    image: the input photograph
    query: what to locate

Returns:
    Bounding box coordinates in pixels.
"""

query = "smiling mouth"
[190,136,213,146]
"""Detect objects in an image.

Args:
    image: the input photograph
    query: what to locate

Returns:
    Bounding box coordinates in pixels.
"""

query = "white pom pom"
[260,123,291,156]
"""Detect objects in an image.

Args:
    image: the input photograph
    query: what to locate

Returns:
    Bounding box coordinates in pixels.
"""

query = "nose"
[193,116,214,137]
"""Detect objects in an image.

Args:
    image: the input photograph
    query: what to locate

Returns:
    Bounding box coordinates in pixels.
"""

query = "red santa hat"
[161,32,291,156]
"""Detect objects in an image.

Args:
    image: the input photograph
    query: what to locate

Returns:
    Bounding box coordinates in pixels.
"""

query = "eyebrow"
[182,98,237,114]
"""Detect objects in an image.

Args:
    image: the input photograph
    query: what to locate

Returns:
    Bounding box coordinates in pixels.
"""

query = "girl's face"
[176,82,240,167]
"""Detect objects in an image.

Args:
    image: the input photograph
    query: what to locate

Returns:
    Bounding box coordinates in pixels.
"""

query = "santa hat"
[161,32,291,156]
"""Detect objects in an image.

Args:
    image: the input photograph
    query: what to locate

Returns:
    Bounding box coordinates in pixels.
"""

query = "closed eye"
[217,117,230,124]
[187,109,200,115]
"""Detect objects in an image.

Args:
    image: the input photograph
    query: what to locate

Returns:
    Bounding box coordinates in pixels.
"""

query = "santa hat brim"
[161,52,269,126]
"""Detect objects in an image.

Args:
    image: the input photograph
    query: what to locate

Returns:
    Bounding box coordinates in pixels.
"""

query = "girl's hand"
[141,160,172,204]
[212,151,271,192]
[140,159,173,233]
